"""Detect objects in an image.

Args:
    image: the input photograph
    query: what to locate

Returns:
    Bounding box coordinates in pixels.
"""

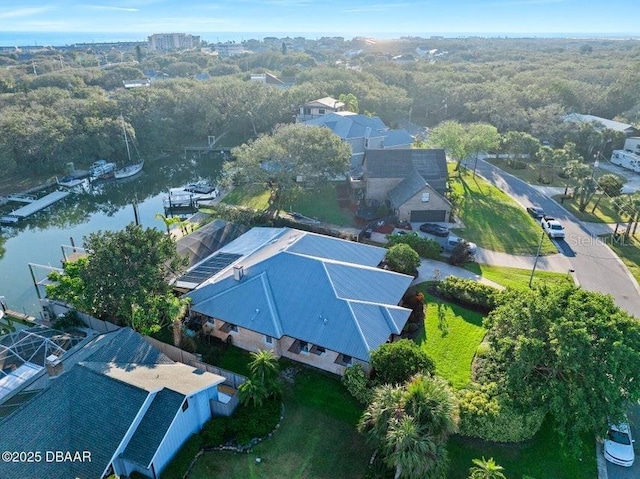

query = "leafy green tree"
[339,93,359,113]
[248,349,280,384]
[483,285,640,452]
[342,363,373,404]
[468,457,507,479]
[358,374,459,479]
[225,123,351,217]
[47,224,187,331]
[500,131,540,168]
[384,243,420,275]
[239,349,282,406]
[428,120,468,170]
[370,339,435,386]
[238,379,270,407]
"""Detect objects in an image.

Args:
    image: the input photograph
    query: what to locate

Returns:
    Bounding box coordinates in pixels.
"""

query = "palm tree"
[358,374,459,479]
[247,349,281,399]
[238,378,270,407]
[468,457,507,479]
[154,212,180,235]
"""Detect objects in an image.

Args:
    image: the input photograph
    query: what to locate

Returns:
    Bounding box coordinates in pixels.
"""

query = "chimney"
[45,354,63,377]
[233,265,244,281]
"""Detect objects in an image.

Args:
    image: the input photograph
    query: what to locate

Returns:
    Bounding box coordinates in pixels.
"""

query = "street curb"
[596,440,608,479]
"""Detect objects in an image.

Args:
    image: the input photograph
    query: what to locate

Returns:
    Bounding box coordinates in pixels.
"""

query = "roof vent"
[233,265,244,281]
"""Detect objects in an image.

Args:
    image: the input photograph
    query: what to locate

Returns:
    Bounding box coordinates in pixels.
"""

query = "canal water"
[0,153,223,317]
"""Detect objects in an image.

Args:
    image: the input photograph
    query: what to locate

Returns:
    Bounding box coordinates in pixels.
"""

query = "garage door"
[410,210,447,222]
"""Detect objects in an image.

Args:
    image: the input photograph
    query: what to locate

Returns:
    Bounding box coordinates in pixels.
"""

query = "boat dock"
[0,190,71,224]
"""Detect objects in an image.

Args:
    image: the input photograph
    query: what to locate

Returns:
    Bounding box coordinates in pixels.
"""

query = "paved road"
[473,159,640,317]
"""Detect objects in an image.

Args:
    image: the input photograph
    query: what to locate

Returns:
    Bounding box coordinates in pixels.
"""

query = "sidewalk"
[474,247,572,273]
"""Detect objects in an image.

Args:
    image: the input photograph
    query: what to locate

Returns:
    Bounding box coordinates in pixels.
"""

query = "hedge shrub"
[341,363,373,404]
[227,398,281,445]
[436,276,500,313]
[161,433,203,479]
[370,339,435,386]
[456,382,545,442]
[201,416,232,447]
[386,232,441,259]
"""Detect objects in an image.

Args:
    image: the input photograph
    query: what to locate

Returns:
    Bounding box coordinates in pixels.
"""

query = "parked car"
[541,216,565,239]
[603,422,635,467]
[419,223,449,237]
[395,221,413,230]
[526,206,545,219]
[442,235,477,255]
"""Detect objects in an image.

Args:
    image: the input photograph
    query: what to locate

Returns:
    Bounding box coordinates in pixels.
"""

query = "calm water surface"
[0,154,222,317]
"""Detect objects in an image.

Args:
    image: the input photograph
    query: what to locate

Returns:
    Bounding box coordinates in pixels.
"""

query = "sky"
[0,0,639,40]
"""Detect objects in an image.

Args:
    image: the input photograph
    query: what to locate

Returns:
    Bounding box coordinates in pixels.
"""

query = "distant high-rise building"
[148,33,201,51]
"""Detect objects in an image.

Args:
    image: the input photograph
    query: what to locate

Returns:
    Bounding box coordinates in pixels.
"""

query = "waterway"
[0,153,223,317]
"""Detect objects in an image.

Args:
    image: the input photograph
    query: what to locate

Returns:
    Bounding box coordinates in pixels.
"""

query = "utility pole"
[529,230,546,288]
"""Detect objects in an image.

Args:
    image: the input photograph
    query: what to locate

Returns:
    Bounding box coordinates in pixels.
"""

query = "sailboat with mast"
[114,116,144,179]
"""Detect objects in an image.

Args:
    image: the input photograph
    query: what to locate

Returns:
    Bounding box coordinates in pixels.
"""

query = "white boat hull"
[115,161,144,179]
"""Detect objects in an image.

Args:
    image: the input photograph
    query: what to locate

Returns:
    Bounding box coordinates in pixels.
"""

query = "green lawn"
[484,158,574,187]
[448,418,596,479]
[450,168,557,255]
[552,194,623,223]
[221,185,271,210]
[222,183,353,225]
[414,286,487,390]
[189,368,368,479]
[606,234,640,286]
[465,263,574,290]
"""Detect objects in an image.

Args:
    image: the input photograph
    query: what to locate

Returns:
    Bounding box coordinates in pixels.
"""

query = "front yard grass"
[552,194,623,223]
[188,367,368,479]
[465,263,574,290]
[413,285,487,390]
[450,168,557,255]
[606,234,640,285]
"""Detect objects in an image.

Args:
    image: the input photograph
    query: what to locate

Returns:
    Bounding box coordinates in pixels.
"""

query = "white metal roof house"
[181,228,414,375]
[563,113,639,137]
[297,96,345,122]
[0,327,225,479]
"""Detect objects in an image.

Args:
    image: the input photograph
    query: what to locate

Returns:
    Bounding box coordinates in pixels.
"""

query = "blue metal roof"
[187,237,413,361]
[287,232,386,266]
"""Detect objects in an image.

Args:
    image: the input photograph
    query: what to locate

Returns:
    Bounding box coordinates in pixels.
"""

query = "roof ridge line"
[258,272,284,338]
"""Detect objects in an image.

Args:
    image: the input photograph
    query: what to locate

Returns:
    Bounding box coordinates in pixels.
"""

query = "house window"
[310,345,325,355]
[303,107,311,115]
[265,335,273,344]
[182,399,189,412]
[318,108,325,115]
[421,193,430,203]
[335,354,352,366]
[300,341,309,354]
[221,322,238,333]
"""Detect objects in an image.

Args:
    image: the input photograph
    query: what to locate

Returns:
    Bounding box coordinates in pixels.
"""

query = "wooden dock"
[0,190,71,224]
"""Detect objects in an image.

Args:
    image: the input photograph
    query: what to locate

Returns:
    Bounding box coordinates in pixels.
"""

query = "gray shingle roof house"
[303,111,414,174]
[0,327,225,479]
[363,149,452,223]
[182,227,413,375]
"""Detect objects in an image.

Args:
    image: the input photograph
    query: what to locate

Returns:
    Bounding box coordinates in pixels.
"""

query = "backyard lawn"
[222,183,353,225]
[188,367,368,479]
[450,168,557,255]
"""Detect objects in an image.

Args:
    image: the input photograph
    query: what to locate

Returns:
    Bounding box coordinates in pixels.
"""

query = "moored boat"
[115,115,144,179]
[89,160,116,180]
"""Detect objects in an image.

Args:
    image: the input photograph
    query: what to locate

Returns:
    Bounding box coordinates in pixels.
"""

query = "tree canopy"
[46,223,187,333]
[370,339,435,386]
[225,123,351,216]
[483,284,640,449]
[384,243,421,275]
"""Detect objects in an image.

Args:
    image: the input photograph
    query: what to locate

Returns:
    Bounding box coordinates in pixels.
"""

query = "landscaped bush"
[386,232,441,259]
[370,339,435,386]
[52,309,84,330]
[227,398,281,445]
[161,433,203,479]
[201,416,232,447]
[456,382,545,442]
[436,277,501,313]
[341,363,372,405]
